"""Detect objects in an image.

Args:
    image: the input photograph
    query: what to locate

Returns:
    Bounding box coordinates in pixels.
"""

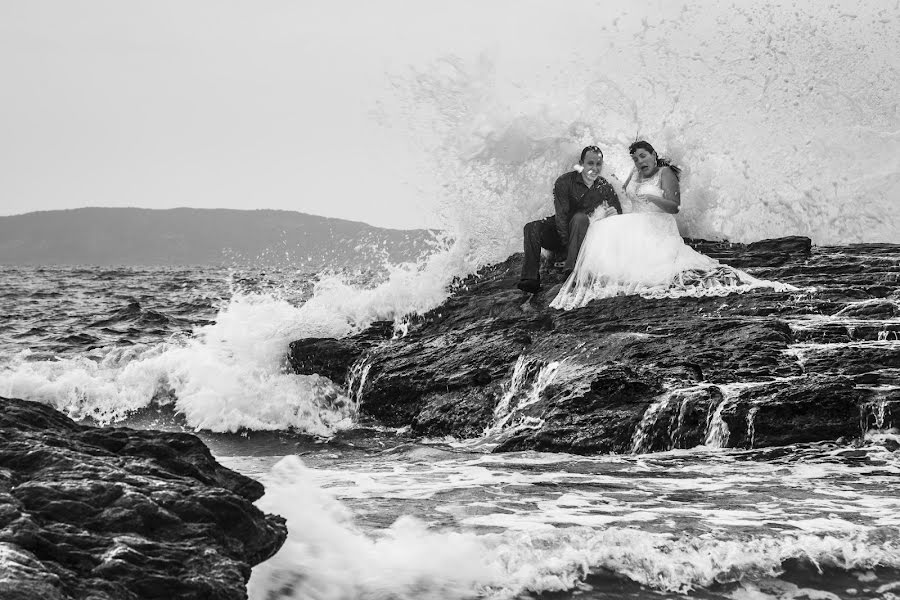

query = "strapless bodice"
[626,169,667,214]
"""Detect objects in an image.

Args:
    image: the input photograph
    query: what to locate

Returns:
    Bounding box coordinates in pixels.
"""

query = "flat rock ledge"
[290,237,900,454]
[0,397,286,600]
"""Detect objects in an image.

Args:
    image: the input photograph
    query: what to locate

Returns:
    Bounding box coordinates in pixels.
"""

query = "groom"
[517,145,622,293]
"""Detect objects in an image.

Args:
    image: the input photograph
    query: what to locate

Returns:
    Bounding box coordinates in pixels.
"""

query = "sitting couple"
[518,141,794,309]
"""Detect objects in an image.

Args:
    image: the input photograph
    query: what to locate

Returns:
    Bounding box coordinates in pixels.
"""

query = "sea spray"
[0,227,499,432]
[385,1,900,249]
[0,293,355,433]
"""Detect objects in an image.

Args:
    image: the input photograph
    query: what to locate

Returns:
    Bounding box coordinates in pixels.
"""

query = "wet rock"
[860,396,900,432]
[632,385,724,453]
[716,376,865,449]
[412,386,501,439]
[289,237,900,453]
[360,315,550,428]
[0,397,286,600]
[492,366,664,454]
[287,320,395,385]
[687,235,812,268]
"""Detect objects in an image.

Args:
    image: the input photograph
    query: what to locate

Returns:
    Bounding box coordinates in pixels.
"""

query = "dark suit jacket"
[552,171,622,244]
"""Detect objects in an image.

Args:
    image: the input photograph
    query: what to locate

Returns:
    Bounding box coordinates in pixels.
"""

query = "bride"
[550,140,795,310]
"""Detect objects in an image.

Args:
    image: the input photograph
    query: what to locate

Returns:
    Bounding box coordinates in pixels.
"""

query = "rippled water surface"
[2,265,899,600]
[0,265,314,360]
[221,434,900,600]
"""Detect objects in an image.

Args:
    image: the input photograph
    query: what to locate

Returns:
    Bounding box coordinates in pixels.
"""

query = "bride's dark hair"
[629,140,682,181]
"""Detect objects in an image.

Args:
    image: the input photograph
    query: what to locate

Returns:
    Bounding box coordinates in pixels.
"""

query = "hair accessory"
[573,164,584,173]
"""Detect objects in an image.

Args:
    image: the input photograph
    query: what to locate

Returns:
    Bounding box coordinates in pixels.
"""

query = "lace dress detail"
[628,169,667,214]
[549,168,796,309]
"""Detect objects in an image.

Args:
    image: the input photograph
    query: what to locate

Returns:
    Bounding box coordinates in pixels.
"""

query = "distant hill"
[0,208,435,268]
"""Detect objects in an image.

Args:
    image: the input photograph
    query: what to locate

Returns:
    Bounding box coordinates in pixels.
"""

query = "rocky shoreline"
[1,237,896,598]
[0,397,286,600]
[290,237,900,454]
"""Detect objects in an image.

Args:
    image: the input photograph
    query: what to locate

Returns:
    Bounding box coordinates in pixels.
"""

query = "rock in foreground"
[0,397,287,600]
[289,237,900,454]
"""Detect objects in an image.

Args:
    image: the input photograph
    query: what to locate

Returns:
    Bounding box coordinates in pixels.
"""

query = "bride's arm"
[646,167,680,214]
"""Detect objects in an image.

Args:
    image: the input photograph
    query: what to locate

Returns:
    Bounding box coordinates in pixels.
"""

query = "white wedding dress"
[550,168,796,310]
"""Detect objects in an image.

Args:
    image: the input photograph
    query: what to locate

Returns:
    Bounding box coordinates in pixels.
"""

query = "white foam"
[248,456,500,600]
[0,225,509,432]
[249,456,900,599]
[0,293,353,433]
[384,2,900,249]
[0,250,460,431]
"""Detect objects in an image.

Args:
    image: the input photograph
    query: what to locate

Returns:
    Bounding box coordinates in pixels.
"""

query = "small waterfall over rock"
[490,355,532,428]
[630,386,722,454]
[346,354,374,410]
[873,399,888,430]
[705,394,736,449]
[668,395,695,449]
[746,406,760,449]
[861,394,897,434]
[486,356,562,436]
[630,393,674,454]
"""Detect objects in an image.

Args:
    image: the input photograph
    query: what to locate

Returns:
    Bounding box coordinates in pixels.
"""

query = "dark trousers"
[521,213,590,281]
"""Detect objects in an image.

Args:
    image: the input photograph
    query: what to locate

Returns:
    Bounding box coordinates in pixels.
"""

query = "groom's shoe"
[517,278,541,294]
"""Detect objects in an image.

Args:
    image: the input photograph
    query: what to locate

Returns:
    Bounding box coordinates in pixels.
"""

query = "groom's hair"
[579,145,603,163]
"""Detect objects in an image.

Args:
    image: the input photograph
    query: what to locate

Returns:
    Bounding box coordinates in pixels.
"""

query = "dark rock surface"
[289,238,900,454]
[0,397,287,600]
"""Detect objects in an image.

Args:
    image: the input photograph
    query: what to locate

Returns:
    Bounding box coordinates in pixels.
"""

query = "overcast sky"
[3,0,892,237]
[0,0,583,229]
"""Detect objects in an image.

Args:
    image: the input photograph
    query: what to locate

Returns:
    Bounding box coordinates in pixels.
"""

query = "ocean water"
[3,1,900,598]
[2,263,899,600]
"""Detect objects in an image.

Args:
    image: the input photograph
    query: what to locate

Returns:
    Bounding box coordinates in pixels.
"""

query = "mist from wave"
[381,0,899,255]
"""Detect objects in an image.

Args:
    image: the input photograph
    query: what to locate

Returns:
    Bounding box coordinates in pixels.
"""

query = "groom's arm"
[596,178,623,215]
[552,175,571,245]
[606,187,623,215]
